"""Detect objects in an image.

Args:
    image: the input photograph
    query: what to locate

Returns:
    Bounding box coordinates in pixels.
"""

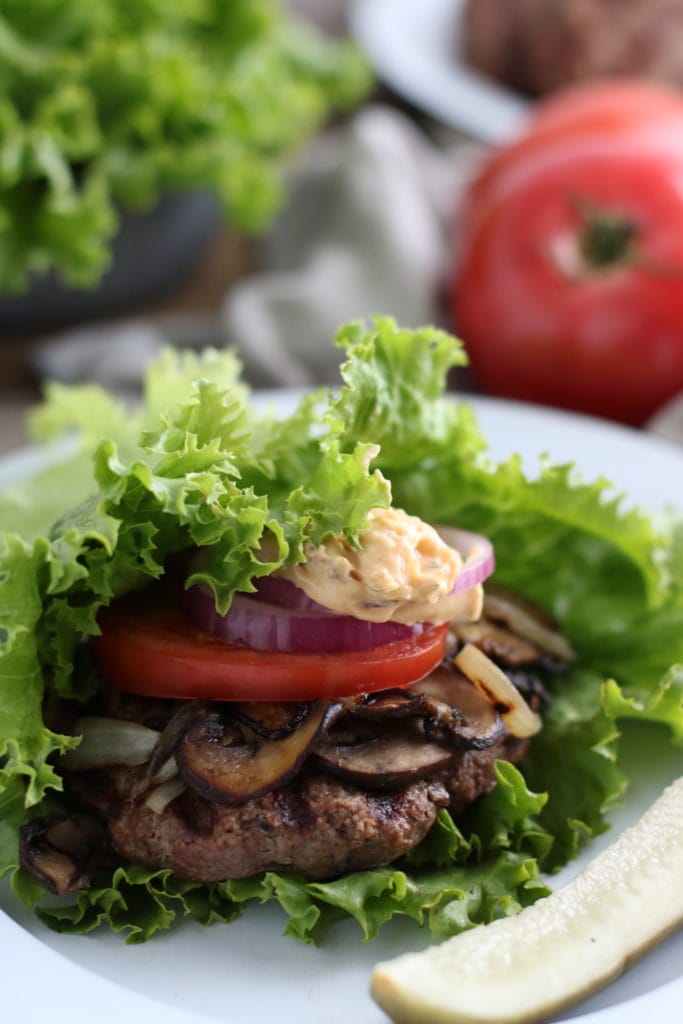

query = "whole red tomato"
[452,81,683,425]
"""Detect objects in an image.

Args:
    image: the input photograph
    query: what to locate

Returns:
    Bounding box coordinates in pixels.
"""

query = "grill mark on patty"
[370,789,407,823]
[272,777,316,830]
[173,791,216,837]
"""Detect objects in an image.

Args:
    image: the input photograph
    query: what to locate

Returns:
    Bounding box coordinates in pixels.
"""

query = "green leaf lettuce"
[0,0,371,292]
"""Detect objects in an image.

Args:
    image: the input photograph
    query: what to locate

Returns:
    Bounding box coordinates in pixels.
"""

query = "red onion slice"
[186,523,494,652]
[434,526,495,595]
[184,585,425,654]
[251,575,330,613]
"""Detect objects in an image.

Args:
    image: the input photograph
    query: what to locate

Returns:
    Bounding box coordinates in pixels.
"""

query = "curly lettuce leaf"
[602,667,683,744]
[332,317,481,467]
[0,535,77,808]
[0,0,371,292]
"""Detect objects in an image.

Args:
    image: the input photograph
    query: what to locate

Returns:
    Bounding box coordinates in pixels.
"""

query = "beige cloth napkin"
[221,104,476,387]
[33,105,475,390]
[646,394,683,446]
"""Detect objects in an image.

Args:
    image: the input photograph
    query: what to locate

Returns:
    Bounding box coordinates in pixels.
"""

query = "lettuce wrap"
[1,318,681,944]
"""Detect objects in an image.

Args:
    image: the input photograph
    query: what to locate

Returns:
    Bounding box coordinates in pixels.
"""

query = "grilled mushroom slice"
[176,702,328,804]
[483,583,574,662]
[344,689,433,720]
[233,700,314,739]
[410,665,506,749]
[452,619,543,667]
[19,814,110,896]
[144,701,217,785]
[329,671,507,754]
[314,719,455,790]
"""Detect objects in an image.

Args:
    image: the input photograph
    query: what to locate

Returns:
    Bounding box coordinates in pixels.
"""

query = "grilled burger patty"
[69,734,525,882]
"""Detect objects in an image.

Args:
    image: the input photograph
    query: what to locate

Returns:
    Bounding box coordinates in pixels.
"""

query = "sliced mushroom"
[344,689,434,720]
[452,619,543,667]
[19,814,110,896]
[20,840,86,896]
[176,702,329,805]
[483,583,574,662]
[410,665,506,749]
[144,701,217,786]
[314,719,455,790]
[336,675,505,751]
[233,701,314,740]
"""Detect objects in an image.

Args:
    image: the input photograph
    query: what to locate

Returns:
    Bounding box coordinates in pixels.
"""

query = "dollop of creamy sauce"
[284,507,482,625]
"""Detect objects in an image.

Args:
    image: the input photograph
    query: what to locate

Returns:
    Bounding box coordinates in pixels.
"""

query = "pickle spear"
[371,777,683,1024]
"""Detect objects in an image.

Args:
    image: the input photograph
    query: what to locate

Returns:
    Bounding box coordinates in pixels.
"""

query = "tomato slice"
[92,595,449,701]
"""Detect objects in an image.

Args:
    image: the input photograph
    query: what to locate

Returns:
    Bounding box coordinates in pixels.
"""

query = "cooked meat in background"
[462,0,683,96]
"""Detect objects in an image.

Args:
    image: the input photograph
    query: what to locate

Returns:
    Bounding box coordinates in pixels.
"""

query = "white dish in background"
[1,393,681,1024]
[350,0,531,143]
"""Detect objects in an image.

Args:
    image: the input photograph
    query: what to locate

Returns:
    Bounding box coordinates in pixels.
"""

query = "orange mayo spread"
[284,507,483,625]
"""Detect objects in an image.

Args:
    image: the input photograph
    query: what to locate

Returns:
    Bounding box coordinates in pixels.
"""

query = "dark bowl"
[0,191,220,333]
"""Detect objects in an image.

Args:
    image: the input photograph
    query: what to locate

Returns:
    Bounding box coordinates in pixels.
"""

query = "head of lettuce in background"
[0,318,682,943]
[0,0,369,294]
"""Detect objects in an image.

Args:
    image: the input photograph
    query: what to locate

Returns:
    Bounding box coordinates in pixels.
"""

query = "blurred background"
[1,0,683,455]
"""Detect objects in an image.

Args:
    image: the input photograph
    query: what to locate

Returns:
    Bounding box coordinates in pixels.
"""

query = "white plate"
[1,393,682,1024]
[350,0,531,143]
